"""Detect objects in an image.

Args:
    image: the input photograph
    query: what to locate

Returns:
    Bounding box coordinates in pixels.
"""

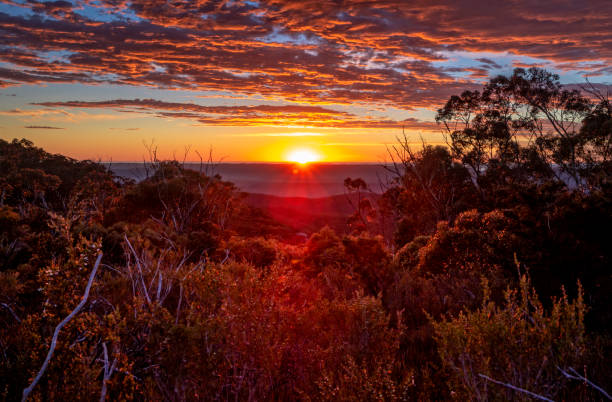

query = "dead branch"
[124,235,152,304]
[0,302,21,323]
[557,366,611,400]
[99,342,118,402]
[22,253,103,402]
[478,373,554,402]
[220,248,230,265]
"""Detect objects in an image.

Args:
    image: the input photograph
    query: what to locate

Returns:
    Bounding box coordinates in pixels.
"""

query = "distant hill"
[109,162,390,239]
[243,192,379,238]
[110,162,394,198]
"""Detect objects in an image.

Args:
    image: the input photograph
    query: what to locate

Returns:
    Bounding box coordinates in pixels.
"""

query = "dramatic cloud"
[0,0,610,129]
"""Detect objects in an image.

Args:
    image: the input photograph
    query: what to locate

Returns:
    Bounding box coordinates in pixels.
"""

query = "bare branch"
[0,302,21,323]
[557,366,612,400]
[478,374,554,402]
[22,253,103,402]
[220,248,230,265]
[124,235,151,304]
[100,342,118,402]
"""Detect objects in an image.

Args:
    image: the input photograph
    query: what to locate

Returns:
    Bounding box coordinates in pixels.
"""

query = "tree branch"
[0,302,21,323]
[100,342,117,402]
[557,366,612,400]
[22,253,103,402]
[478,373,554,402]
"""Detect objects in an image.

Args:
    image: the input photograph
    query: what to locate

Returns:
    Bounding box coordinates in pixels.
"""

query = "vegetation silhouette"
[0,68,610,400]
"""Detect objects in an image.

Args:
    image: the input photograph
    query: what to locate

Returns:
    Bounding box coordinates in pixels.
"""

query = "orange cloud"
[0,0,609,113]
[32,98,438,130]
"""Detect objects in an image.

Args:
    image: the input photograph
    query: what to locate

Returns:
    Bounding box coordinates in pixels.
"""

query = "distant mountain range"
[109,162,394,198]
[244,192,381,237]
[109,163,389,237]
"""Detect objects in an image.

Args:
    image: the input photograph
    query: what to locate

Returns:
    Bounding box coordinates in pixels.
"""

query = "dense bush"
[434,276,587,401]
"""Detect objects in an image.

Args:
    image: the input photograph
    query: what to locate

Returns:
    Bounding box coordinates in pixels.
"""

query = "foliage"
[303,227,393,296]
[225,235,278,268]
[382,143,477,246]
[433,276,586,401]
[436,67,611,195]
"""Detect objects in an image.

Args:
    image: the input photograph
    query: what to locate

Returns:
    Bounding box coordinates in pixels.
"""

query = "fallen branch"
[478,373,555,402]
[22,253,103,402]
[557,366,612,400]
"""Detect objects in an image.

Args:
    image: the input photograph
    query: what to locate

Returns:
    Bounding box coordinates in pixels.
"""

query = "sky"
[0,0,611,162]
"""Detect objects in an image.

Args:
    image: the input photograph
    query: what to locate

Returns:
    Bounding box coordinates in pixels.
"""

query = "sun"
[286,148,320,165]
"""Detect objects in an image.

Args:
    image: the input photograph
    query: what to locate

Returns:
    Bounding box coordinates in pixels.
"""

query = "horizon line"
[98,160,390,165]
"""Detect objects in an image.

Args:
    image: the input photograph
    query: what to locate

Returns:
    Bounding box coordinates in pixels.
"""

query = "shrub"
[433,276,586,401]
[226,236,278,268]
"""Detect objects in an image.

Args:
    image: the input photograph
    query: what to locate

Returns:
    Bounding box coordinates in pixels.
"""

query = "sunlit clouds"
[0,0,611,161]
